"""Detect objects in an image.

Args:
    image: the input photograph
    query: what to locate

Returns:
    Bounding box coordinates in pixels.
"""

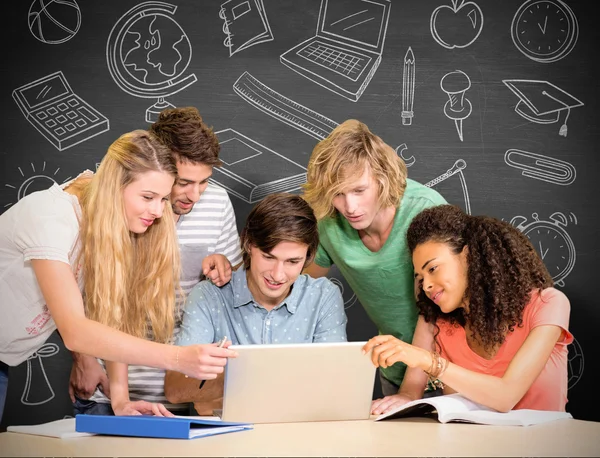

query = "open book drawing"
[375,393,573,426]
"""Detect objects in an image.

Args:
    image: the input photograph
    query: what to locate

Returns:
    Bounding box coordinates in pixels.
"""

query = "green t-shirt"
[314,179,447,386]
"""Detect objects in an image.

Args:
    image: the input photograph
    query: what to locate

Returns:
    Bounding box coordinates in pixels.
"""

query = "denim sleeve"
[312,280,348,343]
[175,281,218,346]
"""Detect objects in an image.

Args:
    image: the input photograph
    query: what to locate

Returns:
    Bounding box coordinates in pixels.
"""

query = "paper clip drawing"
[233,71,339,140]
[4,162,71,209]
[106,1,197,122]
[328,277,359,310]
[28,0,81,45]
[219,0,273,57]
[511,0,578,64]
[401,47,415,126]
[568,337,584,389]
[212,128,307,203]
[424,159,471,215]
[503,79,583,137]
[12,71,110,151]
[505,149,576,186]
[280,0,391,102]
[440,70,472,141]
[430,0,484,49]
[510,211,576,287]
[21,342,60,406]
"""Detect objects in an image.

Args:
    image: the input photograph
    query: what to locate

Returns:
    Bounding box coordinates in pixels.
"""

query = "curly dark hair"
[406,204,553,352]
[149,106,222,167]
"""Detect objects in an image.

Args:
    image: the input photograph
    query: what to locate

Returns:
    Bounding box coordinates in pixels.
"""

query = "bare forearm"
[398,366,428,401]
[62,316,177,372]
[105,361,130,407]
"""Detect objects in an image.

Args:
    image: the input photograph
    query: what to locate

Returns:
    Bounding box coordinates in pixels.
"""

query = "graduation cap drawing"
[503,79,584,137]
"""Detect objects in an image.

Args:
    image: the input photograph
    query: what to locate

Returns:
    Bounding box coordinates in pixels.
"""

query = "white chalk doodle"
[28,0,81,45]
[21,343,60,406]
[430,0,484,49]
[219,0,273,57]
[505,149,576,186]
[511,0,578,64]
[440,70,472,142]
[511,211,576,287]
[424,159,471,215]
[395,143,415,168]
[106,1,197,122]
[328,277,359,310]
[401,47,415,126]
[568,337,584,389]
[4,162,71,209]
[12,71,110,151]
[233,71,339,140]
[503,79,583,137]
[212,128,307,203]
[280,0,391,102]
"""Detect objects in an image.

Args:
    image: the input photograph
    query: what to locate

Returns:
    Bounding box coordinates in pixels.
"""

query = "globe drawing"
[106,1,197,122]
[568,337,584,390]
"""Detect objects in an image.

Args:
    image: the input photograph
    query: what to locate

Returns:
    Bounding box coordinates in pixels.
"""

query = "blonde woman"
[0,130,235,422]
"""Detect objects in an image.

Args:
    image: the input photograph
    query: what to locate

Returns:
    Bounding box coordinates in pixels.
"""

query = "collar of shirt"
[231,267,303,314]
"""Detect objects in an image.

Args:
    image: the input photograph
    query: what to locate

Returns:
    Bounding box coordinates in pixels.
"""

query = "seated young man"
[164,193,348,415]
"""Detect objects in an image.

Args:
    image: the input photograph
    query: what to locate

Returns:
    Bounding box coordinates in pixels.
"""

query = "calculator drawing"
[13,71,110,151]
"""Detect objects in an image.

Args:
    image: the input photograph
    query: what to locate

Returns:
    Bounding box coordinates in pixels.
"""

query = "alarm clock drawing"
[511,0,579,63]
[511,211,576,287]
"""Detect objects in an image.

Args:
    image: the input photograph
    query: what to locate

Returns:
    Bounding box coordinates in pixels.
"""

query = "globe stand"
[145,97,175,123]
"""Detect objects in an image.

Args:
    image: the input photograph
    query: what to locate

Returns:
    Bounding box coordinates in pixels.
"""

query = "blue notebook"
[75,414,253,439]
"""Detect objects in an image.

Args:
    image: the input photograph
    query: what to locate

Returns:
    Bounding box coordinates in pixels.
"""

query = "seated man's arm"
[312,280,348,342]
[164,282,225,413]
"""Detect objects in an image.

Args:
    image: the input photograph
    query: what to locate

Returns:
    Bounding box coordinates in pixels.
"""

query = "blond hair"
[303,119,407,220]
[76,130,180,343]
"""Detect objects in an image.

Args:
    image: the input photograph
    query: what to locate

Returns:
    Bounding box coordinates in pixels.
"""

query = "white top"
[90,183,243,411]
[0,178,84,366]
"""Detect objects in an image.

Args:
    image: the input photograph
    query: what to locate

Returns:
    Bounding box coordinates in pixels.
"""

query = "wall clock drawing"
[511,0,578,63]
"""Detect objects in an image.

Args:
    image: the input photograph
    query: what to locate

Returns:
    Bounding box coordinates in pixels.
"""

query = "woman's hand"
[112,400,174,417]
[363,335,431,371]
[176,343,237,379]
[371,393,415,415]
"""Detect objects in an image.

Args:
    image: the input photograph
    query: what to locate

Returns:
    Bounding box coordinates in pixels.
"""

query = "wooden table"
[1,417,599,457]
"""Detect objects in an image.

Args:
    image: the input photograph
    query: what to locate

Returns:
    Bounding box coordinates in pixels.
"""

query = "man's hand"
[202,254,232,287]
[112,400,174,417]
[69,353,110,402]
[370,393,414,415]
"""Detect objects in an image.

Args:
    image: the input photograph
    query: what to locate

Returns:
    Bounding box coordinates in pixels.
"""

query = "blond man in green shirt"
[303,119,447,415]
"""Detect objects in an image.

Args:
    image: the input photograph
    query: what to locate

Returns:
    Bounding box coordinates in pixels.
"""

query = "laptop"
[220,341,376,423]
[280,0,391,102]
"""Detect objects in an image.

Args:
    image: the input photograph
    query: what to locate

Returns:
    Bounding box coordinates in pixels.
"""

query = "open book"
[375,393,572,426]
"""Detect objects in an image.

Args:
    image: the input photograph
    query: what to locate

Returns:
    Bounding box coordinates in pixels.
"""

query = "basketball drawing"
[28,0,81,45]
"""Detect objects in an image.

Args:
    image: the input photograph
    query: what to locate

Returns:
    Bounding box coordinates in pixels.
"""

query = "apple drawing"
[430,0,484,49]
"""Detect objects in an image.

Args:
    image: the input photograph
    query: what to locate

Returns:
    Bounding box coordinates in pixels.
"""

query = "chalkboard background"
[1,0,597,427]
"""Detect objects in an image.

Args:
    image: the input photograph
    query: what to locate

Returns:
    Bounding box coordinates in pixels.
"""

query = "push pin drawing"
[440,70,472,141]
[21,342,59,406]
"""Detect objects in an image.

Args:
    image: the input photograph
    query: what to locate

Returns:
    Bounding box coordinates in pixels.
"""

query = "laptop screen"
[320,0,389,51]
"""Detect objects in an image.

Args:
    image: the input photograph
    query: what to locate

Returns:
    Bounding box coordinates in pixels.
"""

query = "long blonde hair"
[303,119,407,220]
[76,130,180,343]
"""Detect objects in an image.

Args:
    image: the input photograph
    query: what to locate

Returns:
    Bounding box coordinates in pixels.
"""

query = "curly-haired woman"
[364,204,573,414]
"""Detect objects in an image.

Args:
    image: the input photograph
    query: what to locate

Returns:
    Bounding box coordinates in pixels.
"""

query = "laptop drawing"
[280,0,391,102]
[220,342,376,424]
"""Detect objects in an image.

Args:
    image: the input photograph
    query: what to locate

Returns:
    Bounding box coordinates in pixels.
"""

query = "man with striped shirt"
[69,107,242,416]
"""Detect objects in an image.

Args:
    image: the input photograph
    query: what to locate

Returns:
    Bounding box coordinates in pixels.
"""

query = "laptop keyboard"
[297,41,370,77]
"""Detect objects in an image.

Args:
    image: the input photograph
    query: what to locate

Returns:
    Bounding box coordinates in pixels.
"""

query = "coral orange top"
[437,287,573,411]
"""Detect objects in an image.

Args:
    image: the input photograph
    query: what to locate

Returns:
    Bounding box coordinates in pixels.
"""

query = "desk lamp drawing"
[106,1,197,122]
[12,71,109,151]
[21,343,60,406]
[503,79,583,137]
[280,0,391,102]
